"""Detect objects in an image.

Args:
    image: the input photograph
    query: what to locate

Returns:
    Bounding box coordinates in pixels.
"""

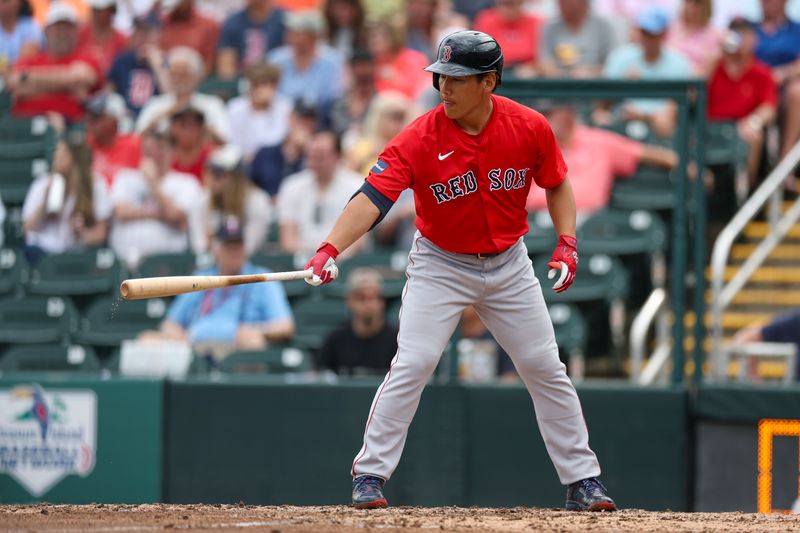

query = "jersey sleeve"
[364,131,416,202]
[531,114,568,189]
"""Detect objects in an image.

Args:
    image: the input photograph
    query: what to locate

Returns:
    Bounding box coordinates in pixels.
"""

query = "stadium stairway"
[683,200,800,379]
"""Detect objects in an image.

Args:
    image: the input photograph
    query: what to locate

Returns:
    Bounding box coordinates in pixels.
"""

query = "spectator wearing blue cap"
[601,6,692,138]
[140,216,295,356]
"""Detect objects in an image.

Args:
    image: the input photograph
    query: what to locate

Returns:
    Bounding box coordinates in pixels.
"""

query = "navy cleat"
[565,477,617,512]
[352,474,389,509]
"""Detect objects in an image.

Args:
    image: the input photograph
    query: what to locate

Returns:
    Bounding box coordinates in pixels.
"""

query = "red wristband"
[317,242,340,259]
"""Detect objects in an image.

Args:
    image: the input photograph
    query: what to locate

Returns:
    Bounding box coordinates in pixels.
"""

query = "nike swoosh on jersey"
[438,150,455,161]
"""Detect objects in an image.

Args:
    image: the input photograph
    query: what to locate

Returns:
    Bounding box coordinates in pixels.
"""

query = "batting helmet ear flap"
[432,72,440,91]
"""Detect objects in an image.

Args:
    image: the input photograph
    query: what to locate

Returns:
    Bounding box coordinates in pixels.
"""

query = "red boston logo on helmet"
[442,45,452,63]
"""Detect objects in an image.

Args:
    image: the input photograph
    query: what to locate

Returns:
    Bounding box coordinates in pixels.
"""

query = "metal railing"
[709,140,800,380]
[629,288,671,385]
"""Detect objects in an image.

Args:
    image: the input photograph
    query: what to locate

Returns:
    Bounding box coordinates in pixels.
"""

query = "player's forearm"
[324,192,380,254]
[545,178,576,238]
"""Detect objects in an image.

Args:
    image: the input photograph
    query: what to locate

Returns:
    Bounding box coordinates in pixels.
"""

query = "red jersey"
[13,51,103,122]
[708,59,778,120]
[367,95,566,254]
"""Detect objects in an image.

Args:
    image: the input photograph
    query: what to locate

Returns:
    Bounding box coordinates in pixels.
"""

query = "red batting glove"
[304,242,340,286]
[548,235,578,293]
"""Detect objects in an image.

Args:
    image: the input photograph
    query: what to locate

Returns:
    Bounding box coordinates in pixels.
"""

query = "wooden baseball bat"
[119,269,314,300]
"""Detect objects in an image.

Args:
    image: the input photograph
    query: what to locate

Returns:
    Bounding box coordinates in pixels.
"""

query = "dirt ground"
[2,504,800,533]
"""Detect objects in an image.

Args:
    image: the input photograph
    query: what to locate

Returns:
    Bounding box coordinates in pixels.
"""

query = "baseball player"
[304,30,616,512]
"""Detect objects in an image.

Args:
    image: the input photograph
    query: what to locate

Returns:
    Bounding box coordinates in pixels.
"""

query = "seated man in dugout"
[527,102,678,220]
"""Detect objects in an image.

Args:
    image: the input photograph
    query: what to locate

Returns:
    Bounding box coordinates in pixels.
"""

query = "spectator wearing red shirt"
[6,3,102,122]
[475,0,543,75]
[77,0,127,75]
[527,103,677,216]
[160,0,220,75]
[365,17,429,101]
[708,18,778,181]
[170,104,213,182]
[86,92,141,187]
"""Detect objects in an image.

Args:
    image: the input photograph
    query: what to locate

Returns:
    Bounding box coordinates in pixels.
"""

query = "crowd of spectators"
[1,0,799,377]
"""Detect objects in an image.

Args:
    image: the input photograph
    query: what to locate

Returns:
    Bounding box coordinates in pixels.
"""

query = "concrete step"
[683,311,772,329]
[705,289,800,306]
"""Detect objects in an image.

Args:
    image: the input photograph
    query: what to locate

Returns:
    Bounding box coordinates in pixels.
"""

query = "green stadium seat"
[0,89,11,116]
[705,121,748,167]
[578,209,667,256]
[549,303,588,356]
[250,252,309,300]
[386,298,402,326]
[525,211,558,257]
[197,75,244,101]
[136,252,197,278]
[0,295,78,344]
[292,297,349,350]
[532,253,629,304]
[27,248,123,297]
[217,345,312,374]
[610,165,676,211]
[0,157,50,205]
[75,296,168,347]
[3,206,25,248]
[322,248,408,299]
[0,248,28,296]
[0,343,101,373]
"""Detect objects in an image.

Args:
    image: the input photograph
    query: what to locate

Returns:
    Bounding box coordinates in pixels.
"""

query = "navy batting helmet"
[424,30,504,91]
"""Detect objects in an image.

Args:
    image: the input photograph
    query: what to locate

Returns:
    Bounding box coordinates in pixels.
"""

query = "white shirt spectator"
[278,166,363,256]
[226,93,292,160]
[135,93,231,143]
[109,167,203,267]
[22,175,112,254]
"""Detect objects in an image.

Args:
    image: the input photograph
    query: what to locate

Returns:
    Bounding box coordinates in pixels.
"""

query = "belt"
[475,252,501,259]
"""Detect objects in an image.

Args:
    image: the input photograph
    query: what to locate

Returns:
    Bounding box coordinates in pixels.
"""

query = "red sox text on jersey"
[366,95,568,254]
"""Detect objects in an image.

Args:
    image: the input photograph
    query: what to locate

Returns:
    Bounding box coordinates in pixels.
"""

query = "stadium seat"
[532,253,629,304]
[0,343,101,373]
[3,206,25,249]
[292,297,350,350]
[74,296,168,348]
[27,248,123,297]
[0,157,50,205]
[322,248,407,299]
[549,303,588,357]
[0,295,78,344]
[197,75,244,101]
[705,121,748,167]
[250,252,309,300]
[0,117,56,205]
[610,165,676,211]
[525,211,558,257]
[578,209,667,256]
[136,252,197,278]
[0,248,28,296]
[217,345,312,374]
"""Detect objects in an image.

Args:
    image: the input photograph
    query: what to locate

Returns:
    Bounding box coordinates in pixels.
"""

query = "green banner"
[0,375,163,503]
